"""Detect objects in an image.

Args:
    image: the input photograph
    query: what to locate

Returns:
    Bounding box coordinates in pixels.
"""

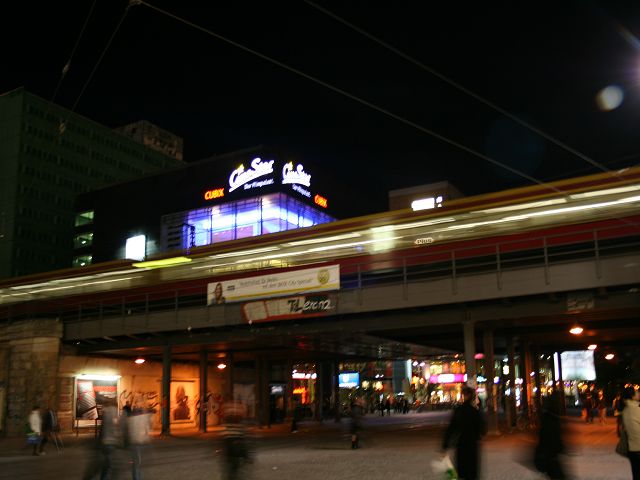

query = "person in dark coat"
[442,386,486,480]
[534,391,568,479]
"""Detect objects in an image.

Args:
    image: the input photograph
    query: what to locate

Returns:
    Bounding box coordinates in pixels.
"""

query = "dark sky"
[4,1,640,214]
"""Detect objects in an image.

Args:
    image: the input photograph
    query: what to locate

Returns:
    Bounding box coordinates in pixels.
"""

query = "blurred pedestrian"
[82,398,122,480]
[27,405,42,456]
[534,391,567,479]
[221,400,252,480]
[620,387,640,480]
[40,402,59,454]
[350,398,363,449]
[613,391,623,437]
[385,397,391,416]
[597,391,607,425]
[442,386,486,480]
[583,393,594,423]
[125,406,151,480]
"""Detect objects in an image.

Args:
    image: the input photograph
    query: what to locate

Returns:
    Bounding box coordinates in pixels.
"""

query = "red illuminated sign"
[314,194,328,208]
[204,188,225,200]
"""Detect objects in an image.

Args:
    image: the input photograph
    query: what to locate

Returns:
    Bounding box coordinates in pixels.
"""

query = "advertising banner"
[75,377,118,420]
[207,265,339,304]
[171,380,196,425]
[561,351,596,381]
[242,293,337,323]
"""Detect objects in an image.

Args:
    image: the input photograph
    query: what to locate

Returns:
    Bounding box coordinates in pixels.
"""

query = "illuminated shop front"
[161,193,333,250]
[74,148,339,265]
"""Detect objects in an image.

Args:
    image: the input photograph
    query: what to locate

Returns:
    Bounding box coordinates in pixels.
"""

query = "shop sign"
[207,264,340,304]
[314,194,328,208]
[241,293,337,323]
[203,188,224,200]
[429,373,467,384]
[282,162,311,187]
[228,157,275,193]
[75,375,119,420]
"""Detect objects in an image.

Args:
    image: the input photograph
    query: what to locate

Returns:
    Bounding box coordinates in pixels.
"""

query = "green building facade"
[0,87,184,278]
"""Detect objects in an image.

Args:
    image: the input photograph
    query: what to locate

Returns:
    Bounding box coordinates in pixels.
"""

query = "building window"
[75,210,94,226]
[72,255,93,268]
[73,232,93,249]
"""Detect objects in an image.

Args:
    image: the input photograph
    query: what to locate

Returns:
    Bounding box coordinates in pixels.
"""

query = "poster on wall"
[75,376,118,420]
[561,351,597,381]
[170,381,196,425]
[207,265,340,305]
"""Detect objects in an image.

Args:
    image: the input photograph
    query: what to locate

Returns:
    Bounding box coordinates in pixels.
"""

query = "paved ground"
[0,411,631,479]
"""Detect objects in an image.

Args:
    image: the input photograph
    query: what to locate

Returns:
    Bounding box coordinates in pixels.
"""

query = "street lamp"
[569,325,584,335]
[605,353,615,360]
[587,344,597,351]
[134,358,145,364]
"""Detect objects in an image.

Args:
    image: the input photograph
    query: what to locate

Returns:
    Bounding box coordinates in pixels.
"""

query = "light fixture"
[587,344,597,351]
[569,325,584,335]
[217,363,227,370]
[134,358,145,365]
[605,353,615,360]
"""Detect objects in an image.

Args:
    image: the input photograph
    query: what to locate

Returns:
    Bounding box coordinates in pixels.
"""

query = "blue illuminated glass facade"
[161,193,334,251]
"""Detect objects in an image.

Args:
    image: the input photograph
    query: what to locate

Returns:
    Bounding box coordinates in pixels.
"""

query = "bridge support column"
[199,347,208,433]
[161,345,171,435]
[315,362,324,421]
[483,328,499,435]
[520,339,532,417]
[555,352,566,415]
[463,320,477,387]
[507,336,517,431]
[531,345,542,414]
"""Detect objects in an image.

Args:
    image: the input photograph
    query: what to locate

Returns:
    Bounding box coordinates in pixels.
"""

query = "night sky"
[4,1,640,215]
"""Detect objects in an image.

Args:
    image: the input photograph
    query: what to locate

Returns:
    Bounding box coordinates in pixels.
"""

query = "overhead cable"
[137,1,563,194]
[303,0,609,174]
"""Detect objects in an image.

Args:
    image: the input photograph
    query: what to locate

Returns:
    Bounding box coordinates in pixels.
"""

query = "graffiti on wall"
[195,391,224,426]
[119,389,159,413]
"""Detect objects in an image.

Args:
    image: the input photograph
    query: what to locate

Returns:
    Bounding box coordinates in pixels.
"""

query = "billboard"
[242,294,336,324]
[561,350,596,381]
[207,265,340,304]
[75,375,119,420]
[339,372,360,388]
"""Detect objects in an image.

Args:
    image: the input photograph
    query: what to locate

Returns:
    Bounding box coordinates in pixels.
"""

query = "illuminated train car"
[1,166,639,320]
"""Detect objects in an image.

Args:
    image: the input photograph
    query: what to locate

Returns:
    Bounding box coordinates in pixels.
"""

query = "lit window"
[72,255,92,268]
[74,210,94,226]
[73,232,93,249]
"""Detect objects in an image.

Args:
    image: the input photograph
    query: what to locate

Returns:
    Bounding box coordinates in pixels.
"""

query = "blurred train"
[1,166,639,319]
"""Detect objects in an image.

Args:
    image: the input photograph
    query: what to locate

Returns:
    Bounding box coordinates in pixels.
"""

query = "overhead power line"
[303,0,609,174]
[137,1,564,194]
[51,0,98,103]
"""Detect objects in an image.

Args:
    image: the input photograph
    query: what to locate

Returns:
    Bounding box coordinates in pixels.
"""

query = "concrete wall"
[0,318,62,435]
[57,354,227,432]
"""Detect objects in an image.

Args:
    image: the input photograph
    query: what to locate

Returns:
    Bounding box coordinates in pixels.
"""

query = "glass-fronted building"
[74,148,339,265]
[162,193,334,251]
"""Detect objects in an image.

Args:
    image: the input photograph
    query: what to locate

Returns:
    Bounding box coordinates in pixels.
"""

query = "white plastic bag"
[430,454,458,479]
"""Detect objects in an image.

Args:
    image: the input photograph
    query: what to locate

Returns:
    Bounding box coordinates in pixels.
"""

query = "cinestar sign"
[228,158,275,193]
[282,162,311,187]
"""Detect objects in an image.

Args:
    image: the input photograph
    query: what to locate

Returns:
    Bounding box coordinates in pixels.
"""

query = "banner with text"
[242,293,337,324]
[207,265,340,305]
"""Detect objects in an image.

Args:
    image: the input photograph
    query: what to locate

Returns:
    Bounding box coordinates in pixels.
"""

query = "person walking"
[442,386,486,480]
[620,387,640,480]
[534,391,567,479]
[221,400,251,480]
[597,391,607,425]
[613,391,624,437]
[40,403,59,454]
[27,405,42,456]
[82,399,122,480]
[125,407,151,480]
[350,398,363,449]
[583,393,594,423]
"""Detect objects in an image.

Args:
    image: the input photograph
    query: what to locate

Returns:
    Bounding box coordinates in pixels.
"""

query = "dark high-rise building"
[0,87,185,278]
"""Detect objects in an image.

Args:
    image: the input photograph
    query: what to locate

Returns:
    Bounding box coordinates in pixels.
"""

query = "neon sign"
[204,188,224,200]
[282,162,311,187]
[314,194,328,208]
[229,157,274,193]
